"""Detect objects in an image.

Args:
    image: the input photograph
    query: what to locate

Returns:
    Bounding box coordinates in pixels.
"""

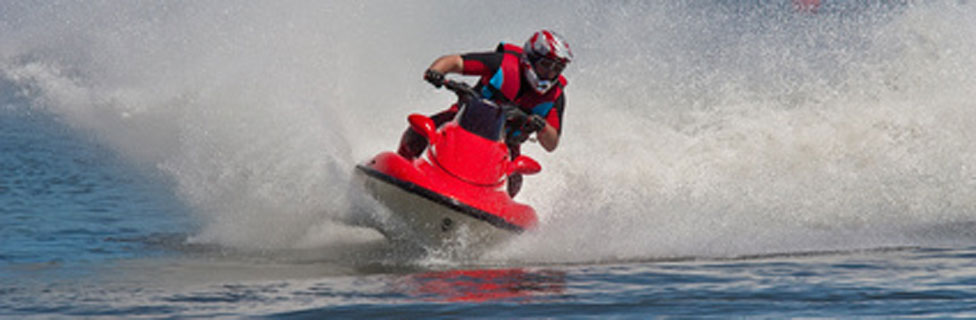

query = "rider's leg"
[396,107,459,159]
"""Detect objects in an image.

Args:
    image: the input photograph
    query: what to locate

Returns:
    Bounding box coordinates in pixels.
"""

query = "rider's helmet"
[522,30,573,94]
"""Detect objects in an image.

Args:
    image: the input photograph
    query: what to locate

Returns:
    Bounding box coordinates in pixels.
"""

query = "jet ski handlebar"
[441,79,543,144]
[442,80,531,122]
[443,79,479,101]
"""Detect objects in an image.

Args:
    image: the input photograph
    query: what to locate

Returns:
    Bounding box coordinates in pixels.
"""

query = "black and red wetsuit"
[398,43,568,197]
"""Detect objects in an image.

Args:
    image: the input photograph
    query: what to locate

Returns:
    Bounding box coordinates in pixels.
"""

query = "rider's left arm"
[537,125,558,152]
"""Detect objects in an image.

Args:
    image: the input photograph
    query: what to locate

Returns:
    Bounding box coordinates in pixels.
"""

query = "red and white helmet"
[522,30,573,94]
[524,30,573,65]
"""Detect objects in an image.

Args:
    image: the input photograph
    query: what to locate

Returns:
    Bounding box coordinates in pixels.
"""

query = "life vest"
[480,43,567,120]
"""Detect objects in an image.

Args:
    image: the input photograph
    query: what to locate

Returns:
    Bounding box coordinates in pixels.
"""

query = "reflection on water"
[396,268,566,302]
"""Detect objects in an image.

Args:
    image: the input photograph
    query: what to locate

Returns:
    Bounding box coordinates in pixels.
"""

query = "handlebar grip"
[443,80,478,100]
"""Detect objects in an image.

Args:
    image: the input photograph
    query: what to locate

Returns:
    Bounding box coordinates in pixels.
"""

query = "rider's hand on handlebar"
[424,69,445,88]
[523,115,547,133]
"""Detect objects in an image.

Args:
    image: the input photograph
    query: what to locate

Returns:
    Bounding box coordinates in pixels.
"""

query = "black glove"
[506,109,528,128]
[505,115,546,145]
[522,115,547,133]
[424,69,445,88]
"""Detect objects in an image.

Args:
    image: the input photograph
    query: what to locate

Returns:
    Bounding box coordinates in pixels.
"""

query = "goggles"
[536,58,567,76]
[535,58,566,80]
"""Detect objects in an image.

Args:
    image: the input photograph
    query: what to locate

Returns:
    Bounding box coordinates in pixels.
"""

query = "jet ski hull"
[354,151,535,251]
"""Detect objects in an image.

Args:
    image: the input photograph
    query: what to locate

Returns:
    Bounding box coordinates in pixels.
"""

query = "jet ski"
[354,80,541,251]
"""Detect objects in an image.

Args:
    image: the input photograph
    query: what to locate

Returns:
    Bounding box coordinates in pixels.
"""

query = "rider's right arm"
[458,52,503,78]
[428,55,464,75]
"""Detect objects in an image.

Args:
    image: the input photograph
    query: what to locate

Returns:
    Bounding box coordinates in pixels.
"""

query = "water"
[3,0,976,318]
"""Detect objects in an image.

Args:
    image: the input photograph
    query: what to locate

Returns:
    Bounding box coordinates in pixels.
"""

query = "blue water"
[4,0,976,318]
[0,107,190,271]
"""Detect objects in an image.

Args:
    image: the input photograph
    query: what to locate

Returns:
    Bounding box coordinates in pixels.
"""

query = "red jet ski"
[355,80,542,251]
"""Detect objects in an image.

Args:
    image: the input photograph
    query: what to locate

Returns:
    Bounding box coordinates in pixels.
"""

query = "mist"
[3,1,976,263]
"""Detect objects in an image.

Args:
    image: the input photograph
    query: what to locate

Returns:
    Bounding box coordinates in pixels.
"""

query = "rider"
[397,29,573,197]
